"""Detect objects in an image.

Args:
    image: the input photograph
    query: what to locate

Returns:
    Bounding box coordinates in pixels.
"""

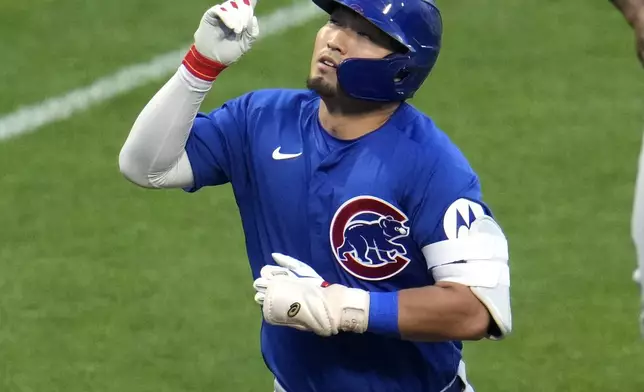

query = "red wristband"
[182,44,228,82]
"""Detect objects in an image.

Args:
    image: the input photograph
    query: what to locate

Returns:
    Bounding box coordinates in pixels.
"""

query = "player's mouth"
[318,55,338,71]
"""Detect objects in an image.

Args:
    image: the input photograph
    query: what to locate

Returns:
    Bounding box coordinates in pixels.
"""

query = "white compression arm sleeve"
[118,65,214,189]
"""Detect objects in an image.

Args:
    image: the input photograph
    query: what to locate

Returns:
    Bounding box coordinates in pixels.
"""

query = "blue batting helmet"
[311,0,443,102]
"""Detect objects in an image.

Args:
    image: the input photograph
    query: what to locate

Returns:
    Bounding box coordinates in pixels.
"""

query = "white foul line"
[0,2,321,141]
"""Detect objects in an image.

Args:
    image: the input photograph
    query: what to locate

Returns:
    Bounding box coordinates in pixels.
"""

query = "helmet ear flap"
[393,68,410,84]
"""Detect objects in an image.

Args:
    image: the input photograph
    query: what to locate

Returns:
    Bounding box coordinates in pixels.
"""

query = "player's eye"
[357,31,373,41]
[328,17,340,26]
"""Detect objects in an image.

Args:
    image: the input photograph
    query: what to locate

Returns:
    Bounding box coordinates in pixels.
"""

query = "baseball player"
[609,0,644,337]
[119,0,513,390]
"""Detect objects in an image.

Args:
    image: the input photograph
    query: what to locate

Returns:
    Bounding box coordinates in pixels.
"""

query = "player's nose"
[326,30,348,56]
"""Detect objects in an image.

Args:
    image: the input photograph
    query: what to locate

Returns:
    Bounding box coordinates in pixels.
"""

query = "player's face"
[307,6,398,97]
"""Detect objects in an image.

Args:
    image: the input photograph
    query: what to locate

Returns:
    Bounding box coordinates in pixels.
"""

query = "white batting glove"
[182,0,259,81]
[253,253,371,337]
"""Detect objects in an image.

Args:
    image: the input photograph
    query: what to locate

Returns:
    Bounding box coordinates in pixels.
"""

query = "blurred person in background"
[609,0,644,337]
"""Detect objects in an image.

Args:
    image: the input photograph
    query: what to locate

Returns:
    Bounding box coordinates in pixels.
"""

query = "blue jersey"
[184,89,491,392]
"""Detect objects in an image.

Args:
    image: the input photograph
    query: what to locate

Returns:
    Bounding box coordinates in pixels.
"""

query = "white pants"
[273,379,286,392]
[273,359,474,392]
[632,134,644,337]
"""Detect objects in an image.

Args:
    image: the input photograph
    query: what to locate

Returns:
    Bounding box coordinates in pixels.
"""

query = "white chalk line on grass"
[0,2,321,141]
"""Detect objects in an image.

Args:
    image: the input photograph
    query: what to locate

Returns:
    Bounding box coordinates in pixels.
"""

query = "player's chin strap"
[422,216,512,339]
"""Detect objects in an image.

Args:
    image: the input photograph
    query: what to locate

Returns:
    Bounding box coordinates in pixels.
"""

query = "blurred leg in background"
[632,135,644,338]
[610,0,644,339]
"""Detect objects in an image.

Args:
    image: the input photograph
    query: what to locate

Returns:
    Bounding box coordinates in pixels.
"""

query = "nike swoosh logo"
[272,147,302,160]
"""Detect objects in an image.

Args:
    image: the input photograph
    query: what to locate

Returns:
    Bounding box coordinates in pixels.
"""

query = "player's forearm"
[118,66,210,188]
[611,0,644,26]
[120,1,258,188]
[395,282,491,342]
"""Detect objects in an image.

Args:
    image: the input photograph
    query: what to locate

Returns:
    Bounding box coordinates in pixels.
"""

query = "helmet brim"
[312,0,414,54]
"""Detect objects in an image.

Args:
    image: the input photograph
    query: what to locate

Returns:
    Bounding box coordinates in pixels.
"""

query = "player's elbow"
[461,304,494,341]
[464,290,513,341]
[449,294,492,341]
[435,282,495,341]
[118,147,155,188]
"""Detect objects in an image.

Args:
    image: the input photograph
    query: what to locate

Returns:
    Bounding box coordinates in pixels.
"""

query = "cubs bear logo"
[346,3,365,15]
[330,196,411,281]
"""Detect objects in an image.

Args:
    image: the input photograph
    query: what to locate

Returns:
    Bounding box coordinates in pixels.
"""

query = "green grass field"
[1,0,644,391]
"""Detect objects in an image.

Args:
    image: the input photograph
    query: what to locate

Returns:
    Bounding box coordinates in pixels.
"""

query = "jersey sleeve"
[410,165,493,249]
[183,92,252,192]
[410,156,512,339]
